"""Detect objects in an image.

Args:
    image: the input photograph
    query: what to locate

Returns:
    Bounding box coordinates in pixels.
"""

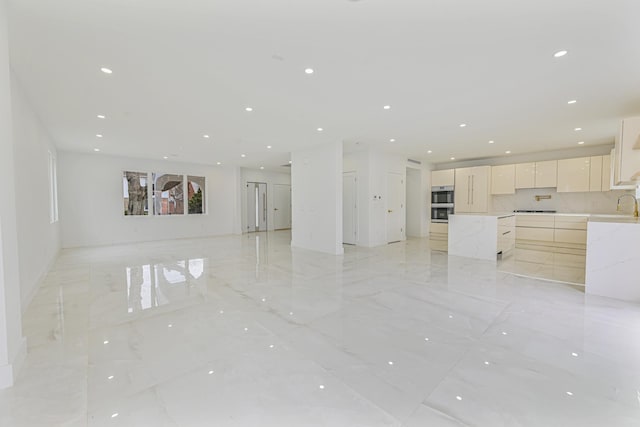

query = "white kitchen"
[430,116,640,303]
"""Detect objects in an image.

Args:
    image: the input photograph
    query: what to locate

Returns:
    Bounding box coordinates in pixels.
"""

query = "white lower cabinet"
[497,216,515,253]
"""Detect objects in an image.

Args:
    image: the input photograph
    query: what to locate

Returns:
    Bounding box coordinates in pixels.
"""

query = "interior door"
[246,182,267,232]
[343,172,357,244]
[386,172,404,243]
[273,184,291,230]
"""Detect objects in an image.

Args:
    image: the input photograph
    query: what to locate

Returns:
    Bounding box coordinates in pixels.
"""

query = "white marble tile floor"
[0,231,639,426]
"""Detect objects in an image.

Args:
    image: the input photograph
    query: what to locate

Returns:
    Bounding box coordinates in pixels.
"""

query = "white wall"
[11,76,61,310]
[58,151,242,248]
[291,141,343,255]
[344,148,431,245]
[240,168,291,233]
[343,150,370,246]
[0,0,26,389]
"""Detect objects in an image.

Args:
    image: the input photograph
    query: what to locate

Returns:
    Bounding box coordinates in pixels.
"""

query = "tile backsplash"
[492,188,635,214]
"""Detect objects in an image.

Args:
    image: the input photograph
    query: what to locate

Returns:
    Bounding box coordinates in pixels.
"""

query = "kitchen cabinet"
[602,154,611,191]
[515,161,556,189]
[497,215,516,253]
[515,214,588,247]
[431,169,455,187]
[491,164,515,195]
[612,116,640,185]
[557,157,591,192]
[534,160,557,188]
[515,163,535,189]
[455,166,490,213]
[589,156,604,192]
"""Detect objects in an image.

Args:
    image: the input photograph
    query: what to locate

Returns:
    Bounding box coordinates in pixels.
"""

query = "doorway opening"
[343,172,357,244]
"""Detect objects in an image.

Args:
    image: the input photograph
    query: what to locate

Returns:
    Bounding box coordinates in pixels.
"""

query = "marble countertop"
[450,212,639,223]
[450,212,514,218]
[587,215,640,224]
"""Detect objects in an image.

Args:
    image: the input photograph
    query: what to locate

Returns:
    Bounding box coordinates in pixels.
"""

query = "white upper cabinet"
[515,161,556,189]
[589,156,603,192]
[557,157,591,192]
[431,169,455,187]
[534,160,557,188]
[455,166,490,212]
[602,154,611,191]
[612,116,640,185]
[515,163,535,189]
[491,164,515,195]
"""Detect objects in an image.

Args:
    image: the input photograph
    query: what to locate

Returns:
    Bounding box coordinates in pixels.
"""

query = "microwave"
[431,206,454,223]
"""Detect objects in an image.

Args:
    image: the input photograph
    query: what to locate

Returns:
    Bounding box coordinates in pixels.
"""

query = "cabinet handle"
[467,175,471,205]
[502,230,511,235]
[471,175,474,204]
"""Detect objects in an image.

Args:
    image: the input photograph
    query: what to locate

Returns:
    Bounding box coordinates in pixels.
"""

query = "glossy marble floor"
[1,231,640,426]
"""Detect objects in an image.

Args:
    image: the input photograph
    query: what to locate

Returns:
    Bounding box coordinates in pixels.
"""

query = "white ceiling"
[7,0,640,169]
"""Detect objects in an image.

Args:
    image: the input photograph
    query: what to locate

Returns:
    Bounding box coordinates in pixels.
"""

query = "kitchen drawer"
[430,223,448,234]
[515,214,555,228]
[554,216,588,230]
[498,215,516,227]
[516,226,554,242]
[554,229,587,244]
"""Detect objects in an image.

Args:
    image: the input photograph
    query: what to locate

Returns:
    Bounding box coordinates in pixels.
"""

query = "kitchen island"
[585,216,640,302]
[448,213,515,262]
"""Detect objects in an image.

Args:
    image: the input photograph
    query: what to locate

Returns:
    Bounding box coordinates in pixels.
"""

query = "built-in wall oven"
[431,185,454,223]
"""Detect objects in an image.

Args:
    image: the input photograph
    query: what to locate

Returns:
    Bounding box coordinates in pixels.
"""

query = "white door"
[386,172,404,243]
[246,182,267,232]
[273,184,291,230]
[343,172,357,244]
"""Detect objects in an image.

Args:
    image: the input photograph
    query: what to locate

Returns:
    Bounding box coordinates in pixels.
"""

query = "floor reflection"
[126,258,206,313]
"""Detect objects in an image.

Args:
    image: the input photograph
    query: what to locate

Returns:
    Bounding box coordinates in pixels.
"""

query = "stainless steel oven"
[431,185,454,223]
[431,205,454,222]
[431,185,454,204]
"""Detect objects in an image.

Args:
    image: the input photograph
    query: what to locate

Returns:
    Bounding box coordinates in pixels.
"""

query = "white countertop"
[450,212,639,224]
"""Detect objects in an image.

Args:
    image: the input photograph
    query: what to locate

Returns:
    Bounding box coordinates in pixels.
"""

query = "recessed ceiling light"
[574,127,582,131]
[319,384,325,389]
[241,154,246,158]
[107,375,114,380]
[260,166,264,170]
[427,150,432,154]
[578,141,585,145]
[93,148,100,152]
[317,127,323,132]
[554,50,568,58]
[111,413,119,418]
[267,145,272,149]
[288,160,292,164]
[450,157,455,160]
[383,105,391,110]
[459,123,467,128]
[163,156,168,159]
[208,370,214,375]
[96,134,103,138]
[203,134,210,139]
[97,114,105,119]
[566,391,573,396]
[488,140,495,144]
[389,138,395,142]
[245,107,253,112]
[103,340,109,344]
[216,162,221,165]
[456,396,463,401]
[388,361,394,366]
[305,68,314,74]
[505,150,511,154]
[100,67,113,74]
[567,100,577,104]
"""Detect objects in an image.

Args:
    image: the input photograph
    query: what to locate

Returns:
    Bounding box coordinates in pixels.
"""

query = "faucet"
[617,194,639,217]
